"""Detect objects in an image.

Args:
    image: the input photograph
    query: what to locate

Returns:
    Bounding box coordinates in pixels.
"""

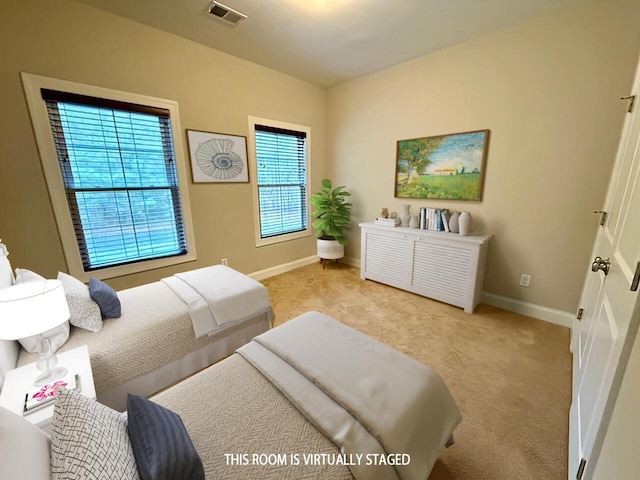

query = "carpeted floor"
[262,263,572,480]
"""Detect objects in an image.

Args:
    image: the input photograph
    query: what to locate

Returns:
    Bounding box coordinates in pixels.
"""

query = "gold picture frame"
[395,129,489,200]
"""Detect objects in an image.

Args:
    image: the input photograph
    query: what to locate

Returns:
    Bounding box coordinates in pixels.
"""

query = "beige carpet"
[262,263,572,480]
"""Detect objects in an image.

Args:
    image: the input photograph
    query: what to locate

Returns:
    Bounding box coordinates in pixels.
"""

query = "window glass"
[254,124,309,240]
[43,92,187,271]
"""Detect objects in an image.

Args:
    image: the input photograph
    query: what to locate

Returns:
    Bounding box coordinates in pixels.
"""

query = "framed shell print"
[186,130,249,183]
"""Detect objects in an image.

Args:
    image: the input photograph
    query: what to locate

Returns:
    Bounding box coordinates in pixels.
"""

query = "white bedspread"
[237,311,462,480]
[163,265,272,338]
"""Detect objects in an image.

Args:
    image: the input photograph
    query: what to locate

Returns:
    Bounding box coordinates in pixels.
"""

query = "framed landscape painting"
[395,129,489,200]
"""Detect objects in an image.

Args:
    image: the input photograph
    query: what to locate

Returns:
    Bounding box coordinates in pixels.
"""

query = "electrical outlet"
[221,258,228,266]
[520,274,531,287]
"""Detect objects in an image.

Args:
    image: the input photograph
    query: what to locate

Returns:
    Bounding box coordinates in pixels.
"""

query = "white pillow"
[51,389,139,479]
[0,254,13,290]
[15,268,46,284]
[15,269,70,354]
[18,323,70,355]
[57,272,102,332]
[0,406,51,480]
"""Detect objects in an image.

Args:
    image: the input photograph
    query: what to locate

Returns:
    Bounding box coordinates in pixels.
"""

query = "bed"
[0,311,462,480]
[0,241,273,411]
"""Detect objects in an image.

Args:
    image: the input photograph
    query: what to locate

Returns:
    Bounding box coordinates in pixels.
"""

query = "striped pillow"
[127,394,204,480]
[89,277,121,318]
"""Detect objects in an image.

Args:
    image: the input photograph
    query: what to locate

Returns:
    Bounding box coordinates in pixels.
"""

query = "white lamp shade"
[0,279,70,340]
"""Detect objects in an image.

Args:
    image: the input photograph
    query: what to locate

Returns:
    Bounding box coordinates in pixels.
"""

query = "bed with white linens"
[0,241,273,410]
[1,311,462,480]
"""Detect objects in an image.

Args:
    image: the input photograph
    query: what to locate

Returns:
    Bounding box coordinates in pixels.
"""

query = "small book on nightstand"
[23,373,79,415]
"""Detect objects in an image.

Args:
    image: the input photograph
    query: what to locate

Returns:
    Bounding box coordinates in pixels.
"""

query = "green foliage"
[310,179,352,245]
[396,173,481,200]
[397,137,445,185]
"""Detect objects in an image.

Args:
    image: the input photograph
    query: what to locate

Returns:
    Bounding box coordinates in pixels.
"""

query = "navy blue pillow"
[126,394,204,480]
[88,277,121,318]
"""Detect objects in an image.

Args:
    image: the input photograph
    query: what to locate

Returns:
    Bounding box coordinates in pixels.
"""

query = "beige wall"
[1,0,639,314]
[0,0,326,290]
[327,1,640,313]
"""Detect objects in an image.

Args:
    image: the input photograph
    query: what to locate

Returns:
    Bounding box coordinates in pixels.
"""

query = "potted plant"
[310,179,352,265]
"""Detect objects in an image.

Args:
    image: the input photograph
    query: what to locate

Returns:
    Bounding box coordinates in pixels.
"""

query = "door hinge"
[593,210,607,226]
[576,308,584,320]
[577,458,587,480]
[631,261,640,292]
[621,95,636,113]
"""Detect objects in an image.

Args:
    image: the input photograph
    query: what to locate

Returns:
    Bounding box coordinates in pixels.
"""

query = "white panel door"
[569,55,640,480]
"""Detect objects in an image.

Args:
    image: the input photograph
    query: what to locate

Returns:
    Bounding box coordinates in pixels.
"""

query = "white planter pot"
[317,238,344,260]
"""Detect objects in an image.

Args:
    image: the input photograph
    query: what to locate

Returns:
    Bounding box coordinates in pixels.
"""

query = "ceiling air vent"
[207,1,247,26]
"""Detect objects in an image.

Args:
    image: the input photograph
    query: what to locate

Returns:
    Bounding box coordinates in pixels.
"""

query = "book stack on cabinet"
[419,208,450,231]
[374,217,401,227]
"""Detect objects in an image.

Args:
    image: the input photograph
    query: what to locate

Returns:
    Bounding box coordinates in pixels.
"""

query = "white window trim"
[21,72,197,281]
[248,116,311,247]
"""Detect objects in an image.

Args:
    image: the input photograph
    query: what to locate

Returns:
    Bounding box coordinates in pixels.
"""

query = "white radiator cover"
[360,222,491,313]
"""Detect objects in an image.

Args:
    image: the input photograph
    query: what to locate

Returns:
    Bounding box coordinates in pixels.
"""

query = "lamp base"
[34,366,68,387]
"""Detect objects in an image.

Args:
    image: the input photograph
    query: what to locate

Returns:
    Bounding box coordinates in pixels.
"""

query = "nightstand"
[0,345,95,434]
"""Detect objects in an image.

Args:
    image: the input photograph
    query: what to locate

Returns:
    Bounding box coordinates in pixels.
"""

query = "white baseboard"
[249,255,361,281]
[248,255,318,281]
[248,258,573,330]
[342,256,360,268]
[482,292,574,329]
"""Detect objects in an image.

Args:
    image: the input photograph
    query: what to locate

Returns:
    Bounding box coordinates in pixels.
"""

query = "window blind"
[255,125,308,239]
[42,89,187,271]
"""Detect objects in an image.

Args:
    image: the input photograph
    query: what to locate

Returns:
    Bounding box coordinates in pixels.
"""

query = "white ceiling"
[77,0,591,87]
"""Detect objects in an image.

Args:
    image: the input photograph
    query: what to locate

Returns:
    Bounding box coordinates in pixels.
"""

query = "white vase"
[449,211,460,233]
[400,204,411,227]
[458,211,472,236]
[409,214,419,229]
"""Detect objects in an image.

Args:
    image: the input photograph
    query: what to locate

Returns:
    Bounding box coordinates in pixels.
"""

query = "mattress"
[17,281,274,394]
[152,354,353,480]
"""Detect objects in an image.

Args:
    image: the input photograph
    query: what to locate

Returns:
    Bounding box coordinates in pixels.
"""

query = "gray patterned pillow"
[51,388,140,480]
[57,272,102,332]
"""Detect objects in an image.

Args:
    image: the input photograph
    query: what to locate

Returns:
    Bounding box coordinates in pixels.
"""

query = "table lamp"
[0,279,70,386]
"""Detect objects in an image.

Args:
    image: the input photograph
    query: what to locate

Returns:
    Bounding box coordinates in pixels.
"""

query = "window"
[22,73,196,280]
[249,117,310,246]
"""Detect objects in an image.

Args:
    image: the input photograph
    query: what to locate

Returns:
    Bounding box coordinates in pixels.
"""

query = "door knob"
[591,256,611,275]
